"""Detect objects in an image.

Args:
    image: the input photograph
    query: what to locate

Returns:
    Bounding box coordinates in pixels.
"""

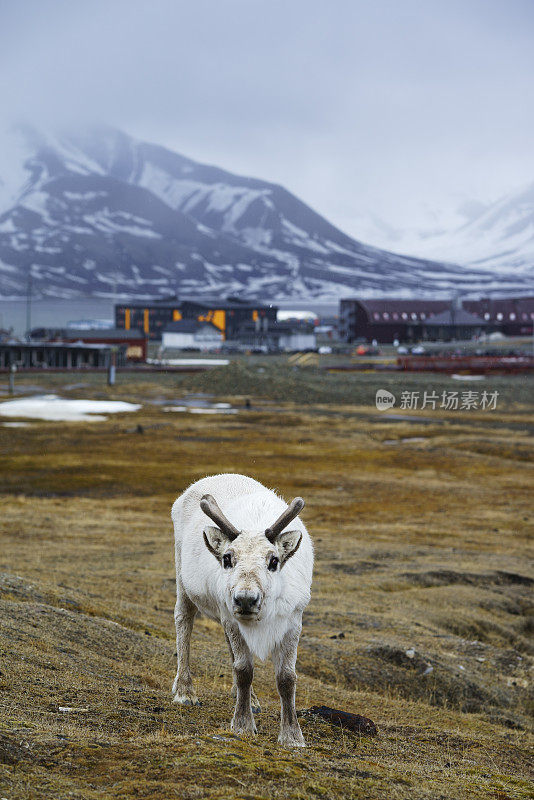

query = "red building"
[339,297,534,344]
[30,328,148,362]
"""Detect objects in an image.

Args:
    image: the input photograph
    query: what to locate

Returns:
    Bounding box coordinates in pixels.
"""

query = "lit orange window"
[198,309,226,338]
[124,309,131,330]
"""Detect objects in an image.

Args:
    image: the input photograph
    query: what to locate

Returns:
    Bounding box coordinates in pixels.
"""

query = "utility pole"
[26,270,32,340]
[108,348,117,386]
[9,364,16,395]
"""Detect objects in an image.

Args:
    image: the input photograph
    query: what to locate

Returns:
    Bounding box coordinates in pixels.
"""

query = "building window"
[496,312,503,320]
[510,312,516,320]
[411,312,417,320]
[401,312,407,320]
[484,312,490,320]
[383,312,389,319]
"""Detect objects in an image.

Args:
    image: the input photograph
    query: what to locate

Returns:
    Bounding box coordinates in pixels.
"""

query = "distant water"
[0,297,339,336]
[0,298,116,335]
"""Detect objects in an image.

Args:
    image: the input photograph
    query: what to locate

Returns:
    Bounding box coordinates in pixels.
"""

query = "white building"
[278,330,316,351]
[162,320,223,351]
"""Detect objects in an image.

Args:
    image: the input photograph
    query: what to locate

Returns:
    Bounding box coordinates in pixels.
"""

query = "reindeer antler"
[200,494,241,541]
[265,497,305,543]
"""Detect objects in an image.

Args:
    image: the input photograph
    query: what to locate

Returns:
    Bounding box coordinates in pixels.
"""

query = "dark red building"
[463,297,534,336]
[339,297,534,344]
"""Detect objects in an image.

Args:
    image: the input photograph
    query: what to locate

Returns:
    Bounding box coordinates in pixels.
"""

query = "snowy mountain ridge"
[0,124,532,300]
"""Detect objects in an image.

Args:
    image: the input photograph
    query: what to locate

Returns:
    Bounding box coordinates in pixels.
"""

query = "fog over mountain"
[387,183,534,276]
[2,0,534,253]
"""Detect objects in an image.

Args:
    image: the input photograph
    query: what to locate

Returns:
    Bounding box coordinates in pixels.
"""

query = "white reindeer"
[171,473,314,747]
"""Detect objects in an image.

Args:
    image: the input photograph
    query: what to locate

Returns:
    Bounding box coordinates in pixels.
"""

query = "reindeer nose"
[233,592,261,615]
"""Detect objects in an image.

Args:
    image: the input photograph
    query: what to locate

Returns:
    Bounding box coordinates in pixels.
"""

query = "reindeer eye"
[222,553,233,569]
[268,555,279,571]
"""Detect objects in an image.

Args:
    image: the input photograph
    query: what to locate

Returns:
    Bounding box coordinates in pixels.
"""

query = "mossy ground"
[0,365,533,799]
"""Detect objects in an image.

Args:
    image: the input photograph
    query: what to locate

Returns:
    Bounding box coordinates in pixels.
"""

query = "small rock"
[58,706,89,713]
[405,648,416,659]
[422,664,433,675]
[303,706,378,736]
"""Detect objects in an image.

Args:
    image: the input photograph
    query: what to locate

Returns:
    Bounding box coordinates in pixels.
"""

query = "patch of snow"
[163,405,237,415]
[0,394,141,422]
[147,358,229,366]
[82,211,161,238]
[0,218,16,234]
[451,374,486,381]
[63,190,107,200]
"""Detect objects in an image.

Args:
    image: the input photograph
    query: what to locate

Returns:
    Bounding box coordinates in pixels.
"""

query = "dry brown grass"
[0,372,533,799]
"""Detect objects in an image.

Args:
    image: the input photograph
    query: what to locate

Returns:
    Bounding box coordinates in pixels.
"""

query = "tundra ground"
[0,367,533,799]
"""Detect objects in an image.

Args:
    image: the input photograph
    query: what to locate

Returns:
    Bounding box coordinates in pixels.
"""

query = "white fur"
[172,473,314,660]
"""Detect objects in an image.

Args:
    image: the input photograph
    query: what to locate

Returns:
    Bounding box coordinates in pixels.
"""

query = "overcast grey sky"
[1,0,533,239]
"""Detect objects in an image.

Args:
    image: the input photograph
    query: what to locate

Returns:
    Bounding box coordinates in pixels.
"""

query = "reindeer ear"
[203,526,230,560]
[276,529,302,565]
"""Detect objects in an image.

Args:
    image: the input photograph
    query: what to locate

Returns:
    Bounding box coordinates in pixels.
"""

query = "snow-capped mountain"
[371,184,534,278]
[0,124,531,300]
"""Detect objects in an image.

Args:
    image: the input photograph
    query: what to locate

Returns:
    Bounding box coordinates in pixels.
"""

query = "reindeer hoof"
[172,688,200,706]
[278,728,306,748]
[173,696,201,706]
[231,716,257,736]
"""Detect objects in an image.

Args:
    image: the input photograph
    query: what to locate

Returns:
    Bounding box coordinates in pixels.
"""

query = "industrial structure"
[114,295,317,352]
[115,296,277,341]
[235,320,316,352]
[0,341,116,370]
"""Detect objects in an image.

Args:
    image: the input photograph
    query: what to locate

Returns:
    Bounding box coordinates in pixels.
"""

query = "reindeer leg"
[273,617,305,747]
[172,581,199,705]
[224,622,257,735]
[225,631,261,713]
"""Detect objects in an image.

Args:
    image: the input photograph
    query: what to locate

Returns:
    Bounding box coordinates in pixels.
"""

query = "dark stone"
[302,705,378,736]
